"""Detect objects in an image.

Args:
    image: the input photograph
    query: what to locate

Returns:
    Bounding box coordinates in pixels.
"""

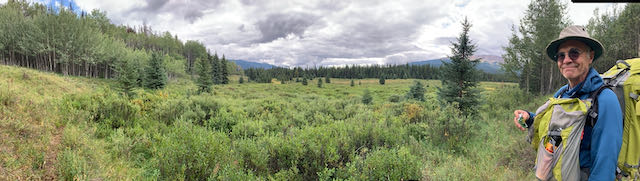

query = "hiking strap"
[588,59,631,127]
[630,93,640,102]
[586,86,610,127]
[616,59,631,69]
[625,163,640,169]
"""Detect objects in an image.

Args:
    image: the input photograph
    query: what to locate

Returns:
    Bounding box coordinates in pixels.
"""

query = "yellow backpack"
[528,98,592,180]
[600,58,640,179]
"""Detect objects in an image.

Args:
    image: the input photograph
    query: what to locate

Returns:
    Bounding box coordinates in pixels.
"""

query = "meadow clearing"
[0,64,545,180]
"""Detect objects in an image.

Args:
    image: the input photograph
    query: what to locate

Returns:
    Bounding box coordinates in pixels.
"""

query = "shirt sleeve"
[526,111,535,128]
[589,89,623,180]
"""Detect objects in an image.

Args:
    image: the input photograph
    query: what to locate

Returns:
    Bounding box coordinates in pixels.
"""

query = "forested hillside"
[0,0,238,82]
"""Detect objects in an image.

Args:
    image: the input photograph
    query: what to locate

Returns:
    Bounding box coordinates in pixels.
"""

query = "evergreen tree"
[406,80,426,101]
[379,76,385,85]
[317,78,323,88]
[195,58,212,93]
[437,17,481,116]
[350,79,355,87]
[325,74,331,83]
[221,55,229,84]
[239,76,244,84]
[302,77,308,85]
[144,52,167,89]
[116,59,139,96]
[362,89,372,105]
[210,53,221,84]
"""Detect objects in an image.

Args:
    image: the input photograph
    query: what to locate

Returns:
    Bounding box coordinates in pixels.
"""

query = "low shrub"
[426,103,477,153]
[362,89,372,105]
[153,98,191,125]
[336,147,422,180]
[388,94,402,102]
[0,84,17,107]
[154,121,242,180]
[233,138,269,175]
[186,95,220,126]
[206,107,242,133]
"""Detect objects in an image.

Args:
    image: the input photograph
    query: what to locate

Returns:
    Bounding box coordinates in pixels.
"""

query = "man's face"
[556,40,594,84]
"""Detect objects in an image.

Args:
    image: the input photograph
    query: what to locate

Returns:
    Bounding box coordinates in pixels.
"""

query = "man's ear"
[589,51,595,63]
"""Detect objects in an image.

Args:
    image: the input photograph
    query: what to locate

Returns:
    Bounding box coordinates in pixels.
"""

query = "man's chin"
[561,73,578,80]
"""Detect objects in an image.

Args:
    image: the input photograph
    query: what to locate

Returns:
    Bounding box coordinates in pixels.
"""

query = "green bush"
[337,147,421,180]
[388,94,402,102]
[94,95,140,129]
[61,91,140,130]
[362,89,372,105]
[187,95,220,126]
[154,121,243,180]
[233,138,269,175]
[153,98,191,125]
[206,107,242,133]
[426,103,477,153]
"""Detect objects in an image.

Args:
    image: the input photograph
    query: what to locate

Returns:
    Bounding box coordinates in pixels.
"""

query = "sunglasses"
[555,48,584,62]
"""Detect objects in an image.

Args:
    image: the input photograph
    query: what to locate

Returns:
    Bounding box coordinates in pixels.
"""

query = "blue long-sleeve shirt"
[526,68,623,180]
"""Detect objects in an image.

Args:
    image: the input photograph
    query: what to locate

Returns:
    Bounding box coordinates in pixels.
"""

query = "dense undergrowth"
[1,64,547,180]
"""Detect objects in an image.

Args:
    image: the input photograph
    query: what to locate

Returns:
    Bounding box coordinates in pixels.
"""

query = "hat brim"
[545,36,604,62]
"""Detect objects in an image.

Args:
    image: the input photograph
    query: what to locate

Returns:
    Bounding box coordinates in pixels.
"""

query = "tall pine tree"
[437,17,481,116]
[144,52,167,89]
[221,55,229,84]
[195,57,213,93]
[116,59,139,96]
[210,53,221,84]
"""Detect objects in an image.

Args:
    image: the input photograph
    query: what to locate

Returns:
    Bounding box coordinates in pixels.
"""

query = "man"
[512,25,623,180]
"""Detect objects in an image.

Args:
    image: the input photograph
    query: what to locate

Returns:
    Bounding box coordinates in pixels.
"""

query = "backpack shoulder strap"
[586,85,610,127]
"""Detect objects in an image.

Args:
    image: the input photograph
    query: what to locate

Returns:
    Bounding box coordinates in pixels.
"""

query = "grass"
[1,64,544,180]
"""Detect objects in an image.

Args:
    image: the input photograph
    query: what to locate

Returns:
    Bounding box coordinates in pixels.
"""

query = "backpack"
[528,97,592,180]
[597,58,640,180]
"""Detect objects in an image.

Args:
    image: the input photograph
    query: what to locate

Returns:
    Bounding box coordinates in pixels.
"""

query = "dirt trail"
[42,126,63,181]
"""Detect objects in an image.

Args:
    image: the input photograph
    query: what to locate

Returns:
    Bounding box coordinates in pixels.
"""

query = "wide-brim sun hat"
[545,25,604,62]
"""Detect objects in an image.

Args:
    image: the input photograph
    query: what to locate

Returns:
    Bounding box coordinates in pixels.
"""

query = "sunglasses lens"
[556,53,565,62]
[569,49,580,60]
[556,48,583,62]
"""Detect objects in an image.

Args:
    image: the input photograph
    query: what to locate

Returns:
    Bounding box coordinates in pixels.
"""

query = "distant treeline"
[0,0,239,80]
[245,64,515,83]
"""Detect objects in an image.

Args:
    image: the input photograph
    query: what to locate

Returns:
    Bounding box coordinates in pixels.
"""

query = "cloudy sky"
[2,0,621,67]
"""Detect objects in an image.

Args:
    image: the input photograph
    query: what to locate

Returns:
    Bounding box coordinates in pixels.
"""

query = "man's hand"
[513,110,530,131]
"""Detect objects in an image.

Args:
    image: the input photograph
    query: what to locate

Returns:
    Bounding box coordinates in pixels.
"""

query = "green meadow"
[1,64,545,180]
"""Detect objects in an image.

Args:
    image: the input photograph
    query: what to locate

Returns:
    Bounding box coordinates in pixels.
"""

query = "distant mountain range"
[232,55,504,74]
[409,55,504,74]
[230,60,276,70]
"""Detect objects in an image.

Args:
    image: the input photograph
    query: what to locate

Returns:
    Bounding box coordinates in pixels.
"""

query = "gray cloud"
[143,0,169,11]
[255,12,320,43]
[434,37,456,45]
[77,0,552,68]
[127,0,222,24]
